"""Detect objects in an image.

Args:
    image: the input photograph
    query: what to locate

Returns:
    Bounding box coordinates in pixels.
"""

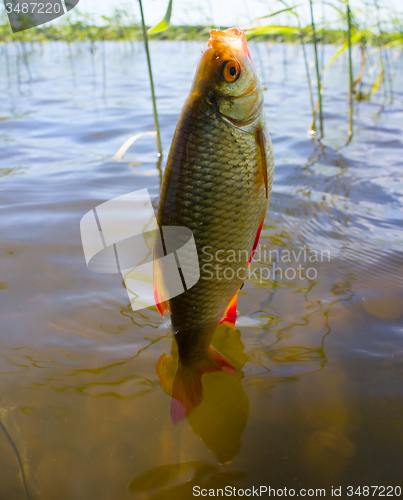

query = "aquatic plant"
[240,0,403,142]
[138,0,162,156]
[346,0,354,144]
[147,0,173,35]
[1,1,402,146]
[309,0,324,138]
[1,4,402,44]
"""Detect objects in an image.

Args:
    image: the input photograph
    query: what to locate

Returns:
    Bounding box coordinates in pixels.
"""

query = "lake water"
[0,40,402,499]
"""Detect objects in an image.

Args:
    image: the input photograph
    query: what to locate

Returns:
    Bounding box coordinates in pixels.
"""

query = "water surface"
[0,41,403,499]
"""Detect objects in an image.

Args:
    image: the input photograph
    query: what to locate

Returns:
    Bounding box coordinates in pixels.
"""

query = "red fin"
[155,351,176,396]
[153,257,170,317]
[155,296,169,317]
[171,347,237,424]
[256,127,269,199]
[249,219,264,265]
[219,290,239,327]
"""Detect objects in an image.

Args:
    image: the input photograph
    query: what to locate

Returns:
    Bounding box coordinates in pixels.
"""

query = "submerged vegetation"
[1,1,402,143]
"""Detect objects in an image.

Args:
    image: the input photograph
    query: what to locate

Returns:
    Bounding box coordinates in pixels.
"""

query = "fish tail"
[170,347,237,424]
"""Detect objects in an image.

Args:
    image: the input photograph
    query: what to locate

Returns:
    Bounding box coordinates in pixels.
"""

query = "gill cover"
[189,28,264,127]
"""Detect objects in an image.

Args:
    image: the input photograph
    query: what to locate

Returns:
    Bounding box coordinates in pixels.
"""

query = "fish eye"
[222,60,240,83]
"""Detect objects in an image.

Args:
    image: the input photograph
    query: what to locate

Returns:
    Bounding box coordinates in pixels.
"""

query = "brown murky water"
[0,41,403,499]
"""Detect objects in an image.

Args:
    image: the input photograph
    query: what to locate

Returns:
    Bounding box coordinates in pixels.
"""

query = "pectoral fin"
[256,127,268,199]
[155,297,170,317]
[249,218,264,265]
[153,253,171,317]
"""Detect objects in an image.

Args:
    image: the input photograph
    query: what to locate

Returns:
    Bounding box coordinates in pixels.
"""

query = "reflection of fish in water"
[157,324,249,464]
[155,28,275,423]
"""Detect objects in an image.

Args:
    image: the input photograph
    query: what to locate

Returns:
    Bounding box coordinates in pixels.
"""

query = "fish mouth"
[208,28,249,57]
[210,27,245,38]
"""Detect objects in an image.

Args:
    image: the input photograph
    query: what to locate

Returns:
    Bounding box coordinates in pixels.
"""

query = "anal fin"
[219,289,239,327]
[155,296,169,317]
[153,251,171,317]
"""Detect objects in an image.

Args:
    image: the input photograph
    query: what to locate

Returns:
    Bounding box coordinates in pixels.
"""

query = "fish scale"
[155,27,274,422]
[158,97,274,348]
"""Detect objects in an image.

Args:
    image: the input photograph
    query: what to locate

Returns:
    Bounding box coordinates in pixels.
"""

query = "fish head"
[190,27,264,126]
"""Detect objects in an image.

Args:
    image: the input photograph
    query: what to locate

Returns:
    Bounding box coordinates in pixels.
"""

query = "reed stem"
[346,0,354,144]
[300,31,316,135]
[4,42,11,86]
[321,0,325,69]
[309,0,323,138]
[18,36,32,82]
[138,0,163,156]
[373,0,394,103]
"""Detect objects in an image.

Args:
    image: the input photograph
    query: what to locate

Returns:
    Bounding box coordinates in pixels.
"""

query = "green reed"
[1,8,402,45]
[309,0,324,138]
[373,0,394,103]
[346,0,354,144]
[276,1,317,135]
[138,0,163,157]
[1,2,403,148]
[246,0,403,144]
[301,32,317,136]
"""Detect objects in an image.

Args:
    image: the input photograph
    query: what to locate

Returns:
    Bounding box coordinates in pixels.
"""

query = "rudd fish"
[154,27,275,423]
